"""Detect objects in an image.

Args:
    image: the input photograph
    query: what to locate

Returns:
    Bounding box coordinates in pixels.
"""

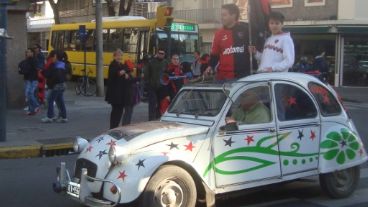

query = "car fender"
[319,122,367,174]
[103,136,207,203]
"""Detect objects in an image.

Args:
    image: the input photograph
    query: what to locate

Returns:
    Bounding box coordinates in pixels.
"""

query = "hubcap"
[154,179,184,207]
[333,168,353,191]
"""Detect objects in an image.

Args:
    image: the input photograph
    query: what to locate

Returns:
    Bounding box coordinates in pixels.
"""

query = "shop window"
[343,37,368,86]
[308,82,341,116]
[275,83,317,121]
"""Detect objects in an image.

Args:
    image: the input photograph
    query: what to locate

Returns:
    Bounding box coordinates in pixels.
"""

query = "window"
[308,82,341,116]
[108,29,124,52]
[275,83,317,121]
[123,28,139,53]
[51,31,64,50]
[305,0,325,7]
[229,86,272,125]
[168,90,227,117]
[84,30,95,51]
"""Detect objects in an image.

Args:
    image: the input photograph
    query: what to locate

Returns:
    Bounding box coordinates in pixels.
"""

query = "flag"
[248,0,271,51]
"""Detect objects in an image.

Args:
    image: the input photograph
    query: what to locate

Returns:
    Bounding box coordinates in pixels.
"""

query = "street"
[0,101,367,207]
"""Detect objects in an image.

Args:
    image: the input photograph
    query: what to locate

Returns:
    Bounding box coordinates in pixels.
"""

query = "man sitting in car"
[227,91,271,125]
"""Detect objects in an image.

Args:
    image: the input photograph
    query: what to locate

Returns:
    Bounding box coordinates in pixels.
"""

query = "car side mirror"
[220,122,238,131]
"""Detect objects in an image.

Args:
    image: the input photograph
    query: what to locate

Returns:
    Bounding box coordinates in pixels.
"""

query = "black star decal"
[96,136,104,143]
[136,159,146,170]
[297,130,304,140]
[167,142,179,150]
[223,137,234,147]
[340,140,347,148]
[96,150,107,160]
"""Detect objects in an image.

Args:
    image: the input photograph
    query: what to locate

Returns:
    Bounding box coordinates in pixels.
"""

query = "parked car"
[54,72,367,207]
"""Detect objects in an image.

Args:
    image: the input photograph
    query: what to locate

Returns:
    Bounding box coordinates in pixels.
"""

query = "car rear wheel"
[319,166,360,198]
[139,165,197,207]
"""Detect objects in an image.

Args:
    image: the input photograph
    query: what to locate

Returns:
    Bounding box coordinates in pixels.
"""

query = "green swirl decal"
[204,128,361,177]
[204,132,319,177]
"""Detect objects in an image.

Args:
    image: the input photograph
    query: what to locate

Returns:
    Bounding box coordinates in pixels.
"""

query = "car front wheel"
[319,166,360,198]
[139,165,197,207]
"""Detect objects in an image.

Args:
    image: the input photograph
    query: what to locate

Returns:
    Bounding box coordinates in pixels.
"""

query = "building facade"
[168,0,368,87]
[6,1,32,108]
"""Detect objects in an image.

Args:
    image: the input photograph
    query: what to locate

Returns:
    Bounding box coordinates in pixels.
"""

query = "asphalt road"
[0,101,367,207]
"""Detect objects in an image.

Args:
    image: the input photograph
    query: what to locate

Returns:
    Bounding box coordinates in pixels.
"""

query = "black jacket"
[18,57,38,81]
[105,60,134,106]
[42,61,66,89]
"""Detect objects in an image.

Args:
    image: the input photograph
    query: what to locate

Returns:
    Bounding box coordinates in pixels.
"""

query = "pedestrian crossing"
[237,167,368,207]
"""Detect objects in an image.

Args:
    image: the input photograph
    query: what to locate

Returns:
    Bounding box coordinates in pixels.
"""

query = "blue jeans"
[25,80,39,112]
[47,83,67,119]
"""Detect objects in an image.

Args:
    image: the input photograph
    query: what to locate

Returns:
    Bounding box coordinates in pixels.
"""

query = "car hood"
[107,121,209,151]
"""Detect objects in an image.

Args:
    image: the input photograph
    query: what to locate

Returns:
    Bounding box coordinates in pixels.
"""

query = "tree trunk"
[105,0,116,16]
[49,0,60,24]
[118,0,133,16]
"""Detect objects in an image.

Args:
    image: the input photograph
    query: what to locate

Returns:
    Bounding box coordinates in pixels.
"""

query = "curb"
[0,142,74,159]
[0,145,42,159]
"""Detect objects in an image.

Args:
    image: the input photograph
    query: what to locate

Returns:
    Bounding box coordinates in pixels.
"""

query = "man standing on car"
[206,3,255,81]
[144,49,168,121]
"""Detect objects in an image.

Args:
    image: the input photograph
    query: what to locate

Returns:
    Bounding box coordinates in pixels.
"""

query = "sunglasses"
[158,52,165,55]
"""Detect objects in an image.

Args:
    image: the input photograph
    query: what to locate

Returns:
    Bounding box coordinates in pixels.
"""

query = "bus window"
[63,31,76,51]
[123,28,139,53]
[108,29,124,52]
[85,30,95,51]
[70,31,83,51]
[102,29,109,51]
[51,31,64,50]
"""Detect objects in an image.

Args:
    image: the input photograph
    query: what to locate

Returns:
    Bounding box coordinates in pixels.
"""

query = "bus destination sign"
[171,23,196,32]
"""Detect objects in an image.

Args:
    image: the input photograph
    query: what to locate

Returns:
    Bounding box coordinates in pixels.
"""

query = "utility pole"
[0,0,9,142]
[95,0,104,96]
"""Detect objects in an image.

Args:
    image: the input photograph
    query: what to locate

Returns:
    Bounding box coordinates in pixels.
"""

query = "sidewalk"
[1,84,368,159]
[0,83,148,158]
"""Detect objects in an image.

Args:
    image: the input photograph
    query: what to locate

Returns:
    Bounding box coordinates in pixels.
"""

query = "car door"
[273,82,321,176]
[212,82,281,187]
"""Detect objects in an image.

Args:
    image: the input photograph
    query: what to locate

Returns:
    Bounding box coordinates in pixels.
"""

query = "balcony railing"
[145,8,222,24]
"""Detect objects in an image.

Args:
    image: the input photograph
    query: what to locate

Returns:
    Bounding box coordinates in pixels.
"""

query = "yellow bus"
[48,15,200,79]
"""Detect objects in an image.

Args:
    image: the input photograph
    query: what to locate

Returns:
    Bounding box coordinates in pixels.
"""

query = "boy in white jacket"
[250,11,295,73]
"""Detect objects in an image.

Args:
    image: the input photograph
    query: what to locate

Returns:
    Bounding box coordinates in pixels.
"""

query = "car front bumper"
[53,162,121,207]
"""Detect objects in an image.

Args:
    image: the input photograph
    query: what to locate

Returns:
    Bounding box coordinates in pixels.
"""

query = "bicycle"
[75,69,96,96]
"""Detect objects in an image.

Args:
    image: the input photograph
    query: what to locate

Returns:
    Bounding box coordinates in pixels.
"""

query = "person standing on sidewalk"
[191,51,201,78]
[144,49,168,121]
[249,11,295,73]
[41,50,68,123]
[206,4,254,81]
[18,48,40,115]
[33,44,46,105]
[105,49,135,129]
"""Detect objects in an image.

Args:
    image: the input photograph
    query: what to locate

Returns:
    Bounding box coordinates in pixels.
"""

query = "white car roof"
[238,72,322,85]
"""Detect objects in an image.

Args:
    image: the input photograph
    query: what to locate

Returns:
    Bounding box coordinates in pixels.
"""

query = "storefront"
[286,24,368,87]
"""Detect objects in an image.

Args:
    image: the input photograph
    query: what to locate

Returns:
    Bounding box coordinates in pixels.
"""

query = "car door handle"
[269,128,276,133]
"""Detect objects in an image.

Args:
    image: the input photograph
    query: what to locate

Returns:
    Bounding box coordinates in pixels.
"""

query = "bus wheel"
[140,165,197,207]
[319,166,360,198]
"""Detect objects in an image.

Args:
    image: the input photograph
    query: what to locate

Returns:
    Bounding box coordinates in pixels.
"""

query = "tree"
[105,0,134,16]
[49,0,61,24]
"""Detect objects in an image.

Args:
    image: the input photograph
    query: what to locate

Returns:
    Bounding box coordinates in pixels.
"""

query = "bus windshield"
[157,31,199,63]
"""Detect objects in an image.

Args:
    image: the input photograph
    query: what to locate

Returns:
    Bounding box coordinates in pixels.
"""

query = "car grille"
[74,158,97,180]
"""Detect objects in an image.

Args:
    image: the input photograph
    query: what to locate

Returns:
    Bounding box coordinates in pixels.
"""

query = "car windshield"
[168,89,227,117]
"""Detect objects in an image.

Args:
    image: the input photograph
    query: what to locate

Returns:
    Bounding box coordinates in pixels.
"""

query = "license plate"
[67,182,80,198]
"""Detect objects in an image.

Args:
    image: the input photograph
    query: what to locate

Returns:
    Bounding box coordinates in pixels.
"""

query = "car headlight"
[73,136,89,153]
[108,145,129,165]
